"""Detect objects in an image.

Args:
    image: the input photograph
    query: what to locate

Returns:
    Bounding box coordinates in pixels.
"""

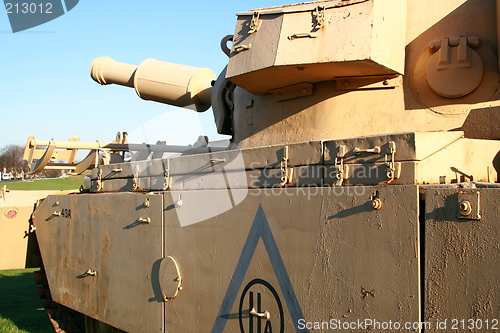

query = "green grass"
[0,269,54,333]
[5,172,90,191]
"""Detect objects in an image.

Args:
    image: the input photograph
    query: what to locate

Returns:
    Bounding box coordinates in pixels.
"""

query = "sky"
[0,0,289,156]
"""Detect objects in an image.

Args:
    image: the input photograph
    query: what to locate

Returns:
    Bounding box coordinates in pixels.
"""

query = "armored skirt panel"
[33,185,500,332]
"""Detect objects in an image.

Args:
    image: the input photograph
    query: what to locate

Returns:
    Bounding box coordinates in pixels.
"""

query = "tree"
[0,144,28,177]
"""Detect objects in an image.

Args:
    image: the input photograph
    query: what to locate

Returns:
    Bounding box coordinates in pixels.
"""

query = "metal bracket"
[279,146,293,186]
[269,82,313,101]
[336,75,399,90]
[457,191,481,220]
[384,142,397,183]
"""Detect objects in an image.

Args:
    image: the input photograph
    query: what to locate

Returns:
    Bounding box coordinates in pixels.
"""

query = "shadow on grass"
[0,268,54,333]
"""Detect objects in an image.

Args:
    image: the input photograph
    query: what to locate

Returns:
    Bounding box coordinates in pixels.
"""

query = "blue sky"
[0,0,288,153]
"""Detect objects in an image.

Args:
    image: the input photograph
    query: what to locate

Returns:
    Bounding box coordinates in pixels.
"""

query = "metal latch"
[96,168,103,192]
[280,146,293,186]
[384,142,396,183]
[314,5,326,29]
[132,165,140,191]
[334,145,348,186]
[249,11,261,33]
[457,191,481,220]
[163,159,170,190]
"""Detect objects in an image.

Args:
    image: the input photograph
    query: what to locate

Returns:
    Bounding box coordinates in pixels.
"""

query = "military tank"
[24,0,500,332]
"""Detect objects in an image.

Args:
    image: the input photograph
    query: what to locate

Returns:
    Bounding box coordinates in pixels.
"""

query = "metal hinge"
[280,146,293,186]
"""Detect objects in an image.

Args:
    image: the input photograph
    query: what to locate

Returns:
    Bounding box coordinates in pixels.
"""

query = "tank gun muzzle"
[90,57,215,112]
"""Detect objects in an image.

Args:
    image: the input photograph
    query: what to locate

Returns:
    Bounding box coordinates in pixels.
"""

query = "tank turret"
[90,0,500,149]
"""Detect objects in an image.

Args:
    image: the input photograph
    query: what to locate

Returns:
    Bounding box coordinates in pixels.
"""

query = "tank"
[24,0,500,332]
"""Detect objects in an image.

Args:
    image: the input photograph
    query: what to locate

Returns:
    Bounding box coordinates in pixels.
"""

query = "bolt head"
[459,200,472,216]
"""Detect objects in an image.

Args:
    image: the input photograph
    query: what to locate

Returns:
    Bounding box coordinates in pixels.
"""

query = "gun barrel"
[90,57,215,112]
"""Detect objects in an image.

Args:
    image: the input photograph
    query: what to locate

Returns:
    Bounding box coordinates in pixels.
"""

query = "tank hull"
[33,185,500,332]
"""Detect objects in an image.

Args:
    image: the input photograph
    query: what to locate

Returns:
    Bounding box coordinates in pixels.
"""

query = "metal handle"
[234,44,252,53]
[163,256,183,302]
[250,308,271,320]
[221,35,233,57]
[210,158,226,163]
[353,146,381,154]
[112,168,122,172]
[288,33,318,40]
